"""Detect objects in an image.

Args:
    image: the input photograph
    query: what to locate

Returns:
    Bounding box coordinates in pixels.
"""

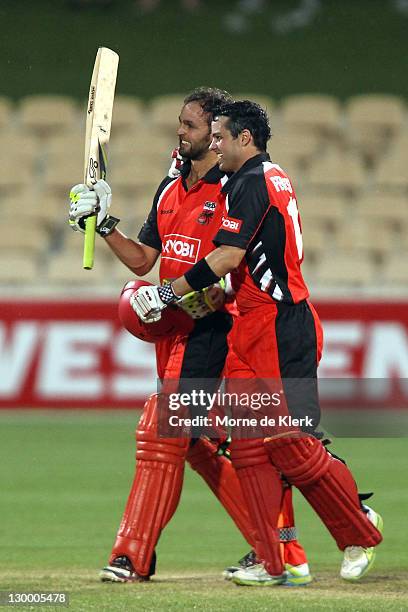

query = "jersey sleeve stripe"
[156,178,178,210]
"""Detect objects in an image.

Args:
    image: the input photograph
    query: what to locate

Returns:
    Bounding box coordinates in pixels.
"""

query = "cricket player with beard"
[68,88,310,584]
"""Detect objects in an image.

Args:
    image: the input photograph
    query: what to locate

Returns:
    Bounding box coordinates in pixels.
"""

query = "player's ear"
[240,129,252,147]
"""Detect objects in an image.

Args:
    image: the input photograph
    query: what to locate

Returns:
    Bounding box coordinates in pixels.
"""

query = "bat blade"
[83,47,119,270]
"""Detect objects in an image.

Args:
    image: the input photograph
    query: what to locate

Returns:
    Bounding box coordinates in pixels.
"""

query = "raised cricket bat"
[83,47,119,269]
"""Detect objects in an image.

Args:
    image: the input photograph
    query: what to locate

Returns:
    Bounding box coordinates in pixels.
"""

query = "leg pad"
[187,437,257,548]
[266,435,382,550]
[110,395,189,575]
[230,439,284,575]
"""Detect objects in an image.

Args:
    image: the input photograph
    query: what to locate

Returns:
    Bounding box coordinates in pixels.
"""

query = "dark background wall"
[1,0,407,101]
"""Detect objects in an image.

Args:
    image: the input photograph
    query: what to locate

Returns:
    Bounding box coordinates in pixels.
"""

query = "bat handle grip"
[83,215,97,269]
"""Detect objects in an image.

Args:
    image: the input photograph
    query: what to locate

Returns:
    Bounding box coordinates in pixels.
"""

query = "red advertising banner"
[1,299,408,409]
[0,300,156,408]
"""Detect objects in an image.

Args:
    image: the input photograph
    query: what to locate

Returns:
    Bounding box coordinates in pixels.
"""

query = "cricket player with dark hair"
[131,99,384,585]
[68,88,310,584]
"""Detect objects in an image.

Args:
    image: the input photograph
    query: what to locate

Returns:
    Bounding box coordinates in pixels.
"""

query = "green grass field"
[1,411,407,611]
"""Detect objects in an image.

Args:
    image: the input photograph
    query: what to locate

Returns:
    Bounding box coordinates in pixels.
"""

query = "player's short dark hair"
[214,100,271,151]
[183,87,234,126]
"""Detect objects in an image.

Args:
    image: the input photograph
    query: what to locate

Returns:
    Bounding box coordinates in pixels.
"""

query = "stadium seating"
[111,95,146,135]
[0,92,406,292]
[304,150,366,197]
[17,95,79,138]
[279,94,342,140]
[335,219,395,259]
[372,153,408,193]
[0,253,40,283]
[0,218,49,254]
[149,94,186,138]
[354,193,408,228]
[382,253,408,284]
[314,252,377,287]
[0,96,13,130]
[46,253,110,285]
[345,94,406,165]
[300,193,347,232]
[270,129,321,171]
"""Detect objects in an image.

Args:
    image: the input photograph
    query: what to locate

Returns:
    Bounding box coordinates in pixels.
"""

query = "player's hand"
[167,148,184,178]
[130,284,180,323]
[68,179,112,233]
[177,281,225,319]
[130,286,167,323]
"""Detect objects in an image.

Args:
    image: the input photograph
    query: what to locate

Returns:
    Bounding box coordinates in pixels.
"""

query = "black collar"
[180,159,224,185]
[221,153,270,193]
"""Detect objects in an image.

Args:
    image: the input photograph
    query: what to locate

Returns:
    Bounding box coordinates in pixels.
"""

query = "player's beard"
[179,134,212,161]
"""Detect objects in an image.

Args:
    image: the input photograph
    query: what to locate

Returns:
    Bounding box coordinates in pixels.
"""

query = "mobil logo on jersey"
[162,234,201,264]
[221,215,242,233]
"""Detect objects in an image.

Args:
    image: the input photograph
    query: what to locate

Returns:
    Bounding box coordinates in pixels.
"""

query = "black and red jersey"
[138,161,227,282]
[213,153,309,311]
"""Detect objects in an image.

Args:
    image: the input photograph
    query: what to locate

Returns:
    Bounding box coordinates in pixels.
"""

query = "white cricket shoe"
[224,551,312,586]
[232,563,286,587]
[222,550,257,580]
[340,506,384,582]
[283,562,313,586]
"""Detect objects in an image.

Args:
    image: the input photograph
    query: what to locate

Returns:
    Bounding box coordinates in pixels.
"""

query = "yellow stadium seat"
[0,156,33,195]
[0,218,50,253]
[354,192,408,227]
[301,226,327,262]
[111,95,146,134]
[300,259,318,289]
[60,230,117,262]
[46,252,110,284]
[300,193,347,231]
[0,97,14,129]
[110,130,176,169]
[304,150,366,196]
[335,218,395,257]
[346,94,405,133]
[270,129,320,170]
[315,252,376,286]
[149,94,185,137]
[42,154,83,196]
[18,95,79,138]
[109,161,164,198]
[382,253,408,285]
[280,94,342,138]
[345,94,406,165]
[0,252,39,284]
[46,131,83,157]
[372,153,408,192]
[0,130,38,167]
[386,129,408,160]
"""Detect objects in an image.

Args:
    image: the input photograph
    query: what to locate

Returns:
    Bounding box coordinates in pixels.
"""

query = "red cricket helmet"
[118,280,194,343]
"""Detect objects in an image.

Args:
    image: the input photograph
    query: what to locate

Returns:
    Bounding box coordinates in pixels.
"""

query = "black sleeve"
[137,176,174,251]
[213,174,270,249]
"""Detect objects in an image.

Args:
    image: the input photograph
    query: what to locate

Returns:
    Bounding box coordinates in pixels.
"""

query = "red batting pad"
[266,435,383,550]
[110,394,189,575]
[230,438,284,576]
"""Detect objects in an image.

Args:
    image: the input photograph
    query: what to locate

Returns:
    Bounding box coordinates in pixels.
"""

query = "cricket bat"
[83,47,119,270]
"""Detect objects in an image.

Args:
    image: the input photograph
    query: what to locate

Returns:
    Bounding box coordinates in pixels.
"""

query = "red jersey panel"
[138,163,226,282]
[214,153,309,311]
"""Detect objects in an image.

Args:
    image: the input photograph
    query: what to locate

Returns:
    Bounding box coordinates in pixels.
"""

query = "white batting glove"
[69,179,112,233]
[130,284,181,323]
[167,148,184,178]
